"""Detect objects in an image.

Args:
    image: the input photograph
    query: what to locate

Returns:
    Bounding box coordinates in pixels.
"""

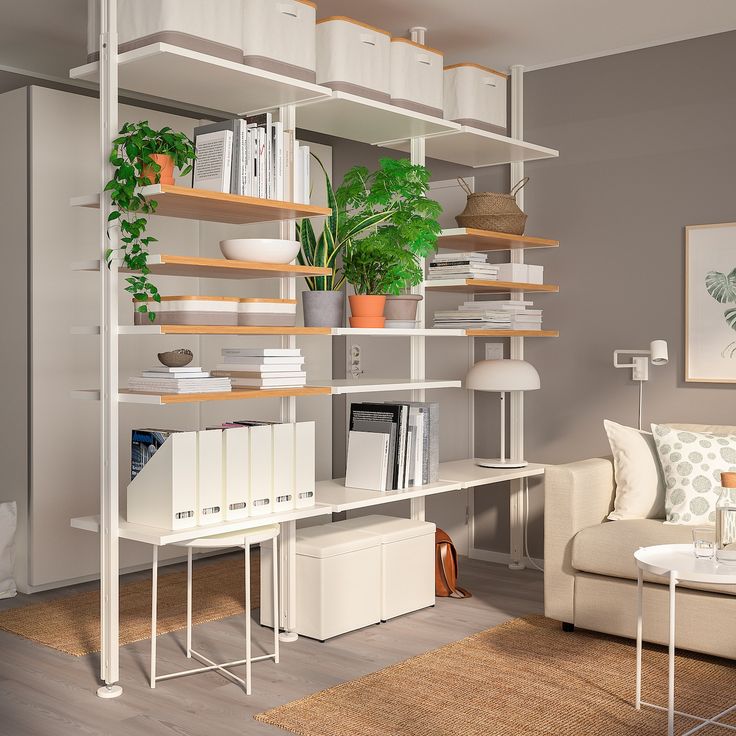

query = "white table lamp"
[465,359,540,469]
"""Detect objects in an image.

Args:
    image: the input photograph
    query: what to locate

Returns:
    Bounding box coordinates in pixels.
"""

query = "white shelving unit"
[74,6,559,700]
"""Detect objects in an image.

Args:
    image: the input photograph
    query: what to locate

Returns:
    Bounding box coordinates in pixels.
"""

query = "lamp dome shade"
[464,359,540,392]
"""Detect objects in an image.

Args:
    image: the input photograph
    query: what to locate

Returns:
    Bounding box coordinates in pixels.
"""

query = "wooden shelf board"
[438,228,559,252]
[465,329,559,337]
[425,279,559,294]
[119,386,331,405]
[295,90,459,146]
[384,125,559,168]
[118,325,331,336]
[71,184,330,225]
[69,42,331,115]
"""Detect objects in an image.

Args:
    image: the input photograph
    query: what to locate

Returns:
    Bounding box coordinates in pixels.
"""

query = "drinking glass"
[692,526,716,559]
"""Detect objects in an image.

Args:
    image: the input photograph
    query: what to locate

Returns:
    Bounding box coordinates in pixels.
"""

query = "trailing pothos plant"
[705,266,736,357]
[104,121,195,320]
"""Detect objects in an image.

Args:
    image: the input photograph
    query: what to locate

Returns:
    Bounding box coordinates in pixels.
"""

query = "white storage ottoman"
[443,63,508,135]
[333,515,436,621]
[296,525,381,640]
[242,0,316,82]
[316,17,392,103]
[389,38,444,118]
[87,0,243,63]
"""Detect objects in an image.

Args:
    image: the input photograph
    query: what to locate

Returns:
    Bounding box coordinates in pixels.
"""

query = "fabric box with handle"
[316,17,391,103]
[133,296,239,326]
[238,298,297,327]
[332,515,436,620]
[443,63,508,135]
[87,0,243,63]
[389,38,444,118]
[241,0,316,82]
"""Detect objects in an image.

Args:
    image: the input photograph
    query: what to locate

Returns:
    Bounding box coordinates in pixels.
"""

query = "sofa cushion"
[571,519,736,596]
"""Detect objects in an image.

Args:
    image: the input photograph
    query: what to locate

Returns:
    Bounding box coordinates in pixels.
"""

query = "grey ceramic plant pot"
[302,290,345,328]
[384,294,423,321]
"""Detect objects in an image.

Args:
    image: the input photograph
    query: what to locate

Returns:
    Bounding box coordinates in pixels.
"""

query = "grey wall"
[474,30,736,557]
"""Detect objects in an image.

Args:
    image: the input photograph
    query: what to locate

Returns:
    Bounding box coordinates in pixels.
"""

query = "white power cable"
[523,477,544,572]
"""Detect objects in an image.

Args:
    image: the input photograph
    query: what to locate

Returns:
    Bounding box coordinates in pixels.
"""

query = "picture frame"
[685,222,736,383]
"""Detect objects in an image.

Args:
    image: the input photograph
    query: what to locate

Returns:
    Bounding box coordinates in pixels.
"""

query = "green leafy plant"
[705,266,736,356]
[105,121,195,320]
[341,238,406,296]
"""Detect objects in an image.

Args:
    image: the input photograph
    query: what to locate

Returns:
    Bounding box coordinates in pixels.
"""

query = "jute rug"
[0,553,258,656]
[256,616,736,736]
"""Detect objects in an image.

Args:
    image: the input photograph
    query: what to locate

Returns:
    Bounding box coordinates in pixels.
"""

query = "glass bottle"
[716,471,736,565]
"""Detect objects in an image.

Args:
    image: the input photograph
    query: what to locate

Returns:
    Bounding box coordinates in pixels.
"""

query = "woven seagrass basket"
[455,177,529,234]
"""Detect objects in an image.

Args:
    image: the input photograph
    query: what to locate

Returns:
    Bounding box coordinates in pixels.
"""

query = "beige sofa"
[545,424,736,660]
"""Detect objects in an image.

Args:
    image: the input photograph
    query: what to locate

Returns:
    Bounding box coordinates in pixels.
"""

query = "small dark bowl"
[158,349,194,368]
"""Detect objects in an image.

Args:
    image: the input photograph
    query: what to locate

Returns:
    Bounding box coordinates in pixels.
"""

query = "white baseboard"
[468,546,544,570]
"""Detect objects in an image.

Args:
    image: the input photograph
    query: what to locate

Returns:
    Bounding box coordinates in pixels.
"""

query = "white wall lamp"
[613,339,669,430]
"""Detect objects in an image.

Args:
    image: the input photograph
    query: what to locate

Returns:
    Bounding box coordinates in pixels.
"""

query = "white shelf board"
[438,459,545,489]
[312,378,463,395]
[331,327,466,337]
[71,505,332,547]
[385,125,559,168]
[295,91,460,145]
[70,43,331,115]
[316,478,463,513]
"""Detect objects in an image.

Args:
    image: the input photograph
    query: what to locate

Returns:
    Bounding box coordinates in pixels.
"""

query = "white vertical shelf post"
[508,64,526,570]
[97,0,123,698]
[409,133,427,522]
[279,104,299,642]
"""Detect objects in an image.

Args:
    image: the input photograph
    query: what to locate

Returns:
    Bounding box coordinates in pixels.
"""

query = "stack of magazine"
[127,366,231,394]
[212,347,306,389]
[192,113,310,202]
[433,300,543,330]
[345,401,439,492]
[427,252,499,281]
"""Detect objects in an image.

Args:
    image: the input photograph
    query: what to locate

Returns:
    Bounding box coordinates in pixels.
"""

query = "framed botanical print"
[686,222,736,383]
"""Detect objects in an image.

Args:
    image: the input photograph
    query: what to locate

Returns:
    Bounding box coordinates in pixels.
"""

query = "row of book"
[192,113,310,203]
[212,347,306,389]
[345,401,439,492]
[433,300,543,330]
[127,365,231,395]
[428,252,499,281]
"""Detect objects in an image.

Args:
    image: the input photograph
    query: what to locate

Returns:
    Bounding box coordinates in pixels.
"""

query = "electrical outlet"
[485,343,504,361]
[349,344,362,378]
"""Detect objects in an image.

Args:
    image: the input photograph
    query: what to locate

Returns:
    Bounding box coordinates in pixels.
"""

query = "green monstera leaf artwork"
[705,267,736,357]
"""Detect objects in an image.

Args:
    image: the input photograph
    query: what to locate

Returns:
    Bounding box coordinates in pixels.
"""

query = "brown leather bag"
[435,528,472,599]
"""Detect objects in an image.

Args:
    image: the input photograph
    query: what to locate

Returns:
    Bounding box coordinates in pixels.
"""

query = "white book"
[272,424,295,513]
[248,125,258,197]
[272,121,284,200]
[140,371,210,379]
[197,430,224,525]
[144,366,204,373]
[219,356,305,366]
[193,130,233,193]
[231,377,306,388]
[214,371,306,379]
[223,427,249,520]
[294,421,316,508]
[238,119,247,196]
[222,348,302,357]
[293,137,302,204]
[346,431,390,492]
[249,425,273,516]
[257,127,267,199]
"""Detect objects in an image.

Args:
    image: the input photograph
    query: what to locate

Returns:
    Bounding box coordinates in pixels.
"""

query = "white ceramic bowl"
[219,238,301,264]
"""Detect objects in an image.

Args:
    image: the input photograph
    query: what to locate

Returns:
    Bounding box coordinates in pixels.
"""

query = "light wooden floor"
[0,556,543,736]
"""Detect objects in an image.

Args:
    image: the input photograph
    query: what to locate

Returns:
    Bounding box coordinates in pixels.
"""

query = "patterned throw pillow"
[651,424,736,524]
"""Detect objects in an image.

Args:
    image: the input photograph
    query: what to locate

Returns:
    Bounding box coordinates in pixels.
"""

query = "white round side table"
[634,544,736,736]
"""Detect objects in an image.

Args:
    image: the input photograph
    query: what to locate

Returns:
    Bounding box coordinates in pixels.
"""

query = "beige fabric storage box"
[443,63,508,134]
[241,0,316,82]
[238,298,297,326]
[87,0,243,63]
[389,38,443,118]
[333,515,436,621]
[316,17,391,103]
[133,296,239,326]
[295,525,381,640]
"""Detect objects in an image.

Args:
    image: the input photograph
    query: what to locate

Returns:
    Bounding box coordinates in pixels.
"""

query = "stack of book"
[433,300,543,330]
[427,252,499,281]
[127,366,232,394]
[212,347,306,389]
[345,401,439,492]
[192,113,310,203]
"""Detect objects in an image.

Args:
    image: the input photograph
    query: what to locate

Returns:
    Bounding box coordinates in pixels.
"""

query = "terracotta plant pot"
[348,295,386,328]
[142,153,175,185]
[384,293,423,321]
